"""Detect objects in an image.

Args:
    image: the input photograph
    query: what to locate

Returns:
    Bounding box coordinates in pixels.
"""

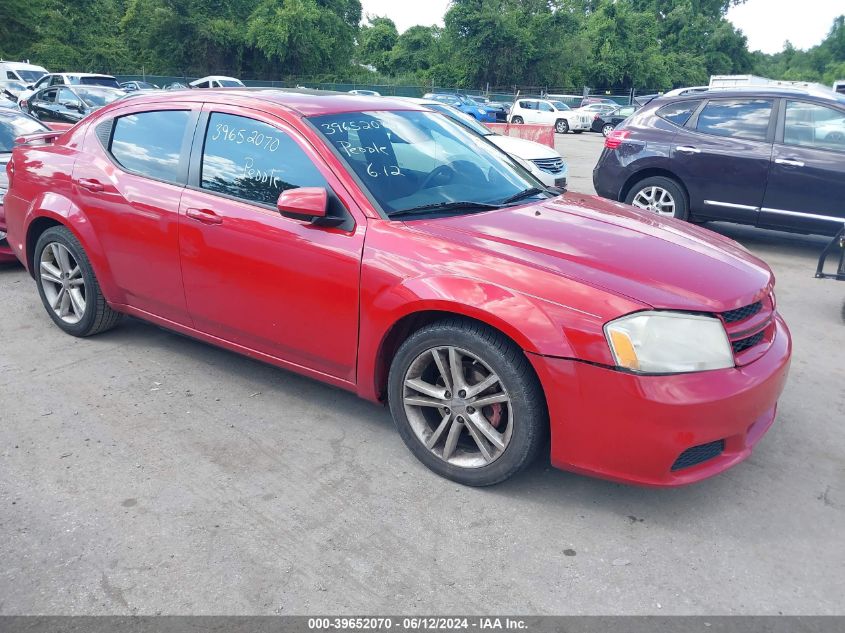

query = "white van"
[0,61,49,85]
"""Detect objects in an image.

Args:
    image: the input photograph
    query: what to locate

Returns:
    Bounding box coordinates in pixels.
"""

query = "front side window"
[200,112,327,206]
[784,101,845,152]
[110,110,190,181]
[312,110,538,217]
[696,99,773,141]
[38,89,57,103]
[657,100,702,127]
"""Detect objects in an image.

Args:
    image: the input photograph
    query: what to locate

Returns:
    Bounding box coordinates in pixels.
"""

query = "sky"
[359,0,842,54]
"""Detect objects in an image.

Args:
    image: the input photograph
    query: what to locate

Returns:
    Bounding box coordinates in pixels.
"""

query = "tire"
[624,176,689,220]
[572,130,583,134]
[388,318,547,486]
[555,119,569,134]
[34,226,123,337]
[602,123,615,137]
[511,116,524,124]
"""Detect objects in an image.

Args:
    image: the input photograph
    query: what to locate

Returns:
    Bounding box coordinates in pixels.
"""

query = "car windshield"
[551,101,570,111]
[75,87,124,107]
[16,70,46,83]
[428,103,493,136]
[1,81,27,92]
[0,114,48,152]
[311,110,540,217]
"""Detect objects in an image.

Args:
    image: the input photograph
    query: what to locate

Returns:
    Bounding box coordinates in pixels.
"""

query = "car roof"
[651,87,845,106]
[1,62,47,70]
[103,88,425,117]
[192,76,242,82]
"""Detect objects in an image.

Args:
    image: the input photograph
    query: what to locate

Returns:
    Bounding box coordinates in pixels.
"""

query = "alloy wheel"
[602,123,615,137]
[632,186,676,216]
[402,346,513,469]
[39,242,86,324]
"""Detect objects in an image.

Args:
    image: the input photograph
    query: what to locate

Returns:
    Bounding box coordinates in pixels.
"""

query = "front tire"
[388,318,547,486]
[555,119,569,134]
[602,123,615,137]
[624,176,689,220]
[34,226,123,336]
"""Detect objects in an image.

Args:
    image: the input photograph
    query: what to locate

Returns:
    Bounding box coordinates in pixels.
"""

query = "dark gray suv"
[593,88,845,235]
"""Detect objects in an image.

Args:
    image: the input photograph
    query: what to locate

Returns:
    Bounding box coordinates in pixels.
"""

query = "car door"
[518,100,539,123]
[71,104,199,324]
[670,97,775,223]
[55,88,85,123]
[537,101,557,125]
[758,99,845,234]
[177,105,366,382]
[29,88,59,121]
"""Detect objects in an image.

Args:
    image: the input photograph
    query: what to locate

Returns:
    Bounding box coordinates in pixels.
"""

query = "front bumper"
[529,314,792,487]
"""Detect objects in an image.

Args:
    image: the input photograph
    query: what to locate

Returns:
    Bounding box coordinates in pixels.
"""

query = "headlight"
[604,311,734,374]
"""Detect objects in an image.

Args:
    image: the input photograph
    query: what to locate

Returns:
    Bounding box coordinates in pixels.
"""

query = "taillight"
[604,130,631,150]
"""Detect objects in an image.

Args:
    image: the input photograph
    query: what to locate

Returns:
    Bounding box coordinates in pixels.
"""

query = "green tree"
[358,16,398,73]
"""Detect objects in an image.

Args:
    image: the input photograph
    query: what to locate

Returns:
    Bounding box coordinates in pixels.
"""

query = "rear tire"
[34,226,123,337]
[602,123,615,137]
[511,116,524,124]
[555,119,569,134]
[388,318,547,486]
[624,176,689,221]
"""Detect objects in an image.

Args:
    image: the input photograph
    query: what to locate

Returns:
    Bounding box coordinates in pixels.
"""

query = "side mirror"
[277,187,328,219]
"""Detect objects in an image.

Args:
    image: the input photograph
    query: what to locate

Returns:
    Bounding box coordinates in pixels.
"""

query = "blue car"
[422,93,504,123]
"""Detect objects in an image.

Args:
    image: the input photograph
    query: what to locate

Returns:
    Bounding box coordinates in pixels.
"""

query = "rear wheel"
[625,176,689,220]
[511,116,524,124]
[602,123,615,137]
[388,319,547,486]
[34,226,123,337]
[555,119,569,134]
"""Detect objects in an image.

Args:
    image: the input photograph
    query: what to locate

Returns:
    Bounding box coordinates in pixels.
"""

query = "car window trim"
[186,105,358,227]
[100,105,200,188]
[687,97,777,143]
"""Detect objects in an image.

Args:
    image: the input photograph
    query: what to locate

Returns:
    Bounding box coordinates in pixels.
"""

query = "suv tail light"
[604,130,631,150]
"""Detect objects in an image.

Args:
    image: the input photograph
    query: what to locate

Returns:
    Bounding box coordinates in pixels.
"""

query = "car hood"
[488,135,559,161]
[408,193,773,312]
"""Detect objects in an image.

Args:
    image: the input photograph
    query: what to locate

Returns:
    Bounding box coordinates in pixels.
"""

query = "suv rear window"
[657,100,702,126]
[695,99,773,142]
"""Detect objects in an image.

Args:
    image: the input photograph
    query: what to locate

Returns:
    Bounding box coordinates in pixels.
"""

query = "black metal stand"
[816,224,845,281]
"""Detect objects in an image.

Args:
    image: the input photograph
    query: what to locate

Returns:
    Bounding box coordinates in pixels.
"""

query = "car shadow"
[702,221,831,259]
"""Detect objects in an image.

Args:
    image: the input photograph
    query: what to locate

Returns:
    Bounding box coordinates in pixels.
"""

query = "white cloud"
[727,0,843,54]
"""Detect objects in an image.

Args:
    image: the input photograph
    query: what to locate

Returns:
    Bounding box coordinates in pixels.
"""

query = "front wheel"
[388,319,547,486]
[511,116,524,124]
[625,176,689,220]
[34,226,123,336]
[602,123,615,137]
[555,119,569,134]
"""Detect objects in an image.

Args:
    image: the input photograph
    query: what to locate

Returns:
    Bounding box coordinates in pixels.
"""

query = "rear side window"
[200,112,327,206]
[110,110,190,182]
[80,76,120,88]
[784,101,845,152]
[657,100,702,126]
[695,99,773,141]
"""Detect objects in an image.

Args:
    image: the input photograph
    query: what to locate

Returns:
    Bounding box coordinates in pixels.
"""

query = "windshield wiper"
[388,201,503,218]
[499,187,549,205]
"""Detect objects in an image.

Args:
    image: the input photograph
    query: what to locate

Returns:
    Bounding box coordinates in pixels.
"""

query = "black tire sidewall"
[34,227,100,336]
[388,322,545,486]
[556,119,569,134]
[512,116,524,124]
[625,176,689,221]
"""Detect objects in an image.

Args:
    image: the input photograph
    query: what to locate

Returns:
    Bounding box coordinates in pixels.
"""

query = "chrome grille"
[531,157,565,174]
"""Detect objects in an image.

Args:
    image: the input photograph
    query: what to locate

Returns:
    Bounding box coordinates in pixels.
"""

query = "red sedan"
[3,91,791,486]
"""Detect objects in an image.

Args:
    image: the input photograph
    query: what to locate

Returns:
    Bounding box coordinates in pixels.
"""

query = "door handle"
[185,208,223,225]
[676,146,701,154]
[775,158,805,168]
[75,178,104,192]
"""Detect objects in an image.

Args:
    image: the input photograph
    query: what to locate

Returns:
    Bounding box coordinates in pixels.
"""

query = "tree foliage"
[0,0,842,91]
